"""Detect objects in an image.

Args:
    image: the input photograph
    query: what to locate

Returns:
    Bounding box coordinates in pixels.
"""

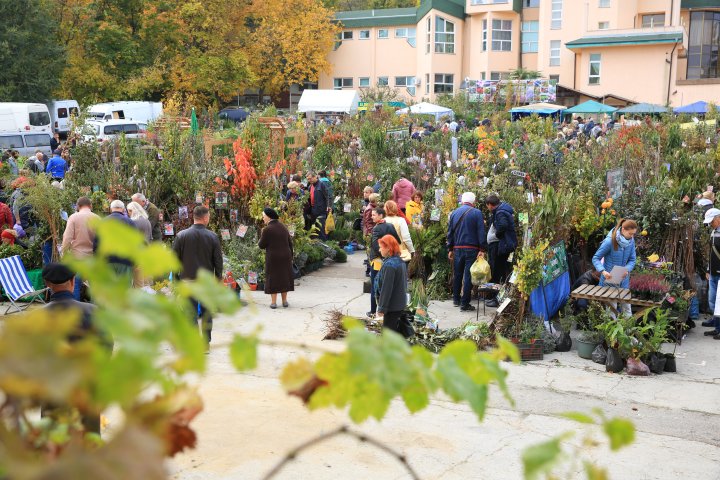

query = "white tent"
[297,89,360,114]
[396,102,455,121]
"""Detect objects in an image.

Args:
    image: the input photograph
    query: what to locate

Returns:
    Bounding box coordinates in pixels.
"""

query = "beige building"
[320,0,720,107]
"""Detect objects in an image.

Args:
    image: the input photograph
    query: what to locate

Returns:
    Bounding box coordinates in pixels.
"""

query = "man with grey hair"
[131,193,162,241]
[94,200,138,279]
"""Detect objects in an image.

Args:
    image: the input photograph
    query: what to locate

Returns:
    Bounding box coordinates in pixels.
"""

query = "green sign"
[542,241,568,286]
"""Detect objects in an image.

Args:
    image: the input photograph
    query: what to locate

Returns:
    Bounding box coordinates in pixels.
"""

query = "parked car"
[0,132,53,156]
[0,103,52,133]
[80,120,148,143]
[86,101,163,123]
[46,100,80,137]
[218,107,248,124]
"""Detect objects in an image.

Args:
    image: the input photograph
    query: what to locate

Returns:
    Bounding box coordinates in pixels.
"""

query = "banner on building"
[467,78,557,104]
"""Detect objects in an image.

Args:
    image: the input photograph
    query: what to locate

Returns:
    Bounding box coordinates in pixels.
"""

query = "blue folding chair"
[0,255,48,314]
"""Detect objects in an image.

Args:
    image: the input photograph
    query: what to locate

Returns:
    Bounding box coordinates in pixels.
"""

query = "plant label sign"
[511,170,526,177]
[606,167,624,200]
[343,203,352,213]
[220,229,230,240]
[236,225,248,238]
[430,207,441,222]
[163,223,174,236]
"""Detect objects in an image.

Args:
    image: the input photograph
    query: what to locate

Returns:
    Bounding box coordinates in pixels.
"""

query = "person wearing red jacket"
[0,201,13,230]
[391,175,416,213]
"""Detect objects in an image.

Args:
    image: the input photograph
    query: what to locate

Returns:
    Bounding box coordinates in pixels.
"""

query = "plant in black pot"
[639,308,672,374]
[554,308,574,352]
[576,302,606,360]
[596,314,636,373]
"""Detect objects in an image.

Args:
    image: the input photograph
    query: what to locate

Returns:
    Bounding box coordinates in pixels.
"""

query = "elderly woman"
[375,234,408,336]
[126,201,152,243]
[258,208,294,309]
[383,200,415,261]
[285,181,302,202]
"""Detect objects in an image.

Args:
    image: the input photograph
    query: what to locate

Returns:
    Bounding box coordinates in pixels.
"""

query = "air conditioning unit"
[415,78,422,86]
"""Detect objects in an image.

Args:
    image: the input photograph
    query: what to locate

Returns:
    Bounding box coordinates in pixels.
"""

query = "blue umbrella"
[673,101,709,114]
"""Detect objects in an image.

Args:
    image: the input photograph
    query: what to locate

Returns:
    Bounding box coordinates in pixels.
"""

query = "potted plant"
[630,273,670,301]
[555,308,574,352]
[576,302,605,360]
[596,314,636,373]
[514,320,545,362]
[639,309,671,374]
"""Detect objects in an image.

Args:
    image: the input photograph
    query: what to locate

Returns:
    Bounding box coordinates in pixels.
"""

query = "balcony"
[566,26,684,50]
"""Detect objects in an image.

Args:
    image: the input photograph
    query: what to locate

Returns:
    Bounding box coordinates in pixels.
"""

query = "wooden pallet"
[570,285,663,318]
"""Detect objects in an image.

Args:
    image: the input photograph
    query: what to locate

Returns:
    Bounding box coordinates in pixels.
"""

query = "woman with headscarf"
[126,201,152,243]
[258,208,294,309]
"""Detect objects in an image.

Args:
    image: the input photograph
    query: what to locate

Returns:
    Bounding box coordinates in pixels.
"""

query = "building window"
[425,74,430,94]
[551,0,563,29]
[359,30,370,40]
[378,29,389,39]
[589,54,601,85]
[359,77,370,88]
[490,72,507,80]
[549,74,560,83]
[396,77,417,95]
[550,40,561,66]
[599,0,610,7]
[641,14,665,28]
[435,16,455,53]
[426,17,431,54]
[598,21,609,30]
[688,11,720,79]
[481,72,486,80]
[492,19,512,51]
[342,31,353,40]
[434,74,454,93]
[521,21,538,53]
[395,27,416,47]
[333,78,353,89]
[525,0,540,7]
[482,20,488,51]
[377,76,389,86]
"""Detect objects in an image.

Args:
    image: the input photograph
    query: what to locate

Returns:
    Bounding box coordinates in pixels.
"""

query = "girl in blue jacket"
[592,218,638,316]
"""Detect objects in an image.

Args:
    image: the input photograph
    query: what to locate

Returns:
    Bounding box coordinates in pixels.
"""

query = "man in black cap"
[173,205,223,348]
[41,262,107,433]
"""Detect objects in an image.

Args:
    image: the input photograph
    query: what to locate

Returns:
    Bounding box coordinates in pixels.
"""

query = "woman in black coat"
[258,208,294,308]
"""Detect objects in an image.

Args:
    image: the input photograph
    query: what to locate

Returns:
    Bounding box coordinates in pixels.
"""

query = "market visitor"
[172,206,223,347]
[61,196,100,300]
[447,192,487,312]
[94,199,138,281]
[285,181,302,202]
[362,193,380,236]
[1,229,17,245]
[375,234,408,335]
[404,191,424,227]
[702,208,720,339]
[304,171,330,240]
[391,174,415,213]
[367,207,401,318]
[46,149,68,181]
[318,170,333,211]
[126,201,152,243]
[131,193,162,241]
[696,190,715,215]
[50,133,61,152]
[571,269,601,315]
[484,194,517,308]
[41,262,107,434]
[383,200,414,262]
[591,218,638,317]
[258,207,294,309]
[362,186,373,209]
[0,199,13,230]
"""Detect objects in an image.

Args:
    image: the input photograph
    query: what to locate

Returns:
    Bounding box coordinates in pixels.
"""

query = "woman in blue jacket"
[592,218,638,316]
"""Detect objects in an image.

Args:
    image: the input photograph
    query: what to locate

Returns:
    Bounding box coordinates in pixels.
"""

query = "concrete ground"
[159,254,719,479]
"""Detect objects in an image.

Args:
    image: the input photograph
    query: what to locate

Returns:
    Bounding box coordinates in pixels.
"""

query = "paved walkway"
[165,254,720,480]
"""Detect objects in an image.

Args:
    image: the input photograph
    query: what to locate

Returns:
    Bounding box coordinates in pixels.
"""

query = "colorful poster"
[230,209,238,222]
[467,78,557,103]
[236,225,248,238]
[343,203,352,213]
[215,191,228,208]
[195,192,204,204]
[178,206,188,219]
[220,229,230,240]
[163,223,174,236]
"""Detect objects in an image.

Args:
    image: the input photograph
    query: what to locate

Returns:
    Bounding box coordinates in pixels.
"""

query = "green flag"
[190,107,199,134]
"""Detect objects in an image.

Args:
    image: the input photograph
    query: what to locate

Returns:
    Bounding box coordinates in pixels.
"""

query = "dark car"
[218,107,249,124]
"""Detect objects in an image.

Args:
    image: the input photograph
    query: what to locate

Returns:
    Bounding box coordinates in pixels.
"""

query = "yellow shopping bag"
[325,211,335,234]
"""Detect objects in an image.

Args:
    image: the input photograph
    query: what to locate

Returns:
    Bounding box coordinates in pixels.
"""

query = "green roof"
[566,31,682,49]
[681,0,720,8]
[335,0,466,28]
[335,7,417,28]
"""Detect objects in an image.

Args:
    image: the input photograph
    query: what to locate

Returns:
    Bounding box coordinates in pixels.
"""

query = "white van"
[0,103,51,133]
[0,132,53,156]
[80,119,148,142]
[86,101,162,123]
[46,100,80,136]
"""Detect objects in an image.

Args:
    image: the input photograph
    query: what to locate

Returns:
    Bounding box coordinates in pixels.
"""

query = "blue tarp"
[673,101,708,114]
[529,271,571,323]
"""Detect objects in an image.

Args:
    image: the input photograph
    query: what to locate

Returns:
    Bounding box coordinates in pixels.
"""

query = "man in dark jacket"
[305,171,330,240]
[702,208,720,338]
[173,206,223,346]
[367,207,401,317]
[41,262,110,434]
[485,194,518,307]
[131,193,162,241]
[447,192,487,311]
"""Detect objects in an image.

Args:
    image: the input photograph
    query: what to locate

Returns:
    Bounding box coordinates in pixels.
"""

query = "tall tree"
[0,0,66,102]
[245,0,339,95]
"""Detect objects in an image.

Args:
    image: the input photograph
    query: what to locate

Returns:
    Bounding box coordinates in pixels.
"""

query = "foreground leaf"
[603,417,635,451]
[230,334,258,371]
[522,436,565,480]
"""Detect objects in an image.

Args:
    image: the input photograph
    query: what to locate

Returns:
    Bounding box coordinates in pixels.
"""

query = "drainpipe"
[573,52,577,90]
[667,41,678,106]
[518,7,523,72]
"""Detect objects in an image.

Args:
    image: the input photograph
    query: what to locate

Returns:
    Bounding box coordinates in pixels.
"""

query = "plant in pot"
[555,308,574,353]
[576,302,606,360]
[629,273,670,301]
[639,308,672,374]
[596,314,636,373]
[515,319,545,362]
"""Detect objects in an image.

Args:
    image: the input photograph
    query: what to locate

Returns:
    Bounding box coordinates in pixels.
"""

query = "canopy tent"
[564,100,618,115]
[396,102,454,121]
[510,102,566,120]
[297,89,360,114]
[616,103,670,115]
[673,101,709,115]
